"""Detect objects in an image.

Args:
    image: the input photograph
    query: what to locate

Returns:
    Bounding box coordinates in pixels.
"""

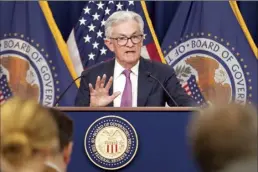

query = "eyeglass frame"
[108,34,144,46]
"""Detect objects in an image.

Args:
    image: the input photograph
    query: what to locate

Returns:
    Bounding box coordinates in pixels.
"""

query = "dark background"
[48,1,258,46]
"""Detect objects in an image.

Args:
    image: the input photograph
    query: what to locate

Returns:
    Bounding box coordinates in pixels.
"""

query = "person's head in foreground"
[45,108,74,172]
[104,10,144,69]
[0,97,59,172]
[188,103,257,172]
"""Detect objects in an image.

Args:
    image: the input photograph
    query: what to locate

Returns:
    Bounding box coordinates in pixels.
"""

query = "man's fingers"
[105,76,113,90]
[95,76,100,89]
[89,83,94,93]
[100,74,106,88]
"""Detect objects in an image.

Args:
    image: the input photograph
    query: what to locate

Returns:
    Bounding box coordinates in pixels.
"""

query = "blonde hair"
[188,103,257,172]
[0,97,59,168]
[43,166,58,172]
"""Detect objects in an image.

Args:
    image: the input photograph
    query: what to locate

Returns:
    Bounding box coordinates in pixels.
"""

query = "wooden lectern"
[57,107,199,172]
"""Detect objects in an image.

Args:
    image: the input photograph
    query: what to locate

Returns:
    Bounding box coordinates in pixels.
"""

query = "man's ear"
[104,39,114,52]
[63,142,73,165]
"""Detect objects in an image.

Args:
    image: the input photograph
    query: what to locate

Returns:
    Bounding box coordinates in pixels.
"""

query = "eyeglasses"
[109,35,143,46]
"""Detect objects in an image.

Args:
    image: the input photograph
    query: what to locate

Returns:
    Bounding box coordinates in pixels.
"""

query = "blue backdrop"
[49,1,258,46]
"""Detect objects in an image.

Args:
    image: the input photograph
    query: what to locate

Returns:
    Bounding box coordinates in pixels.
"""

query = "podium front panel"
[61,109,199,172]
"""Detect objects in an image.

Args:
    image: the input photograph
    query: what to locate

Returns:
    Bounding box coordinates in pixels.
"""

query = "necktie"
[120,69,132,107]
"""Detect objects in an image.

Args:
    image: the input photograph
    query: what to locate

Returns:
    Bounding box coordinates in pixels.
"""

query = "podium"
[58,107,199,172]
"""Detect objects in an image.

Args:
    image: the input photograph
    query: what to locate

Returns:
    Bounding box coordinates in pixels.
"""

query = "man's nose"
[126,38,134,47]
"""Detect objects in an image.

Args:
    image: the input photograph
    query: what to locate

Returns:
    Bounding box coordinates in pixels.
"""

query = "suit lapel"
[103,58,115,107]
[137,58,154,106]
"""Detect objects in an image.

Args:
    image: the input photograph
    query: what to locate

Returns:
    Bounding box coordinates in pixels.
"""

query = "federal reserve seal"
[84,115,138,170]
[0,33,61,106]
[163,32,254,105]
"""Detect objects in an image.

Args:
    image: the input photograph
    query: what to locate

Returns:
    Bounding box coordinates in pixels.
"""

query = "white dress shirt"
[113,59,139,107]
[45,161,62,172]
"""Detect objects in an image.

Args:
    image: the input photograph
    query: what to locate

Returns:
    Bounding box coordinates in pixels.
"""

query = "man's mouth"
[125,50,136,54]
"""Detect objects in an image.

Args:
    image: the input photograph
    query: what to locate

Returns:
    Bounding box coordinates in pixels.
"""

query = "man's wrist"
[90,103,96,107]
[90,103,105,107]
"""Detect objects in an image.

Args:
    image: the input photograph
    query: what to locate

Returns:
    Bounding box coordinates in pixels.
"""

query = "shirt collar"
[131,60,139,76]
[45,161,62,172]
[114,59,139,79]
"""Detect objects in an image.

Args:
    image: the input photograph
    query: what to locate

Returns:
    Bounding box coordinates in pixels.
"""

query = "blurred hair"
[188,103,257,172]
[43,166,58,172]
[0,97,59,168]
[47,108,74,151]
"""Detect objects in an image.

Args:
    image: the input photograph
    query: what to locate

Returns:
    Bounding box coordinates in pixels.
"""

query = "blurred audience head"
[45,108,74,172]
[188,103,257,172]
[0,97,59,172]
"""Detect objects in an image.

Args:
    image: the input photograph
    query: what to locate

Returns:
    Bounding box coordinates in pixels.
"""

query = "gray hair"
[104,10,144,38]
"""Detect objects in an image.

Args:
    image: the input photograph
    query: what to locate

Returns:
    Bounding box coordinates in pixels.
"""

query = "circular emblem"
[84,115,138,170]
[0,33,60,106]
[163,33,253,105]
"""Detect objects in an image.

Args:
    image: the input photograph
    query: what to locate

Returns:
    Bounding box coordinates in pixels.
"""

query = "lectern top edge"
[55,107,198,112]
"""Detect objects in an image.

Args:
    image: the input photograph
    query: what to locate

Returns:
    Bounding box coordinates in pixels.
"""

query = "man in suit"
[75,10,195,107]
[188,103,257,172]
[45,108,74,172]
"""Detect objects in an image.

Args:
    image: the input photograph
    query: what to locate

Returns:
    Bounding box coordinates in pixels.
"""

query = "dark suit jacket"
[75,57,196,107]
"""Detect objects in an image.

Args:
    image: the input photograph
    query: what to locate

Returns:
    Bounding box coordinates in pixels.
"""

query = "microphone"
[54,75,84,106]
[146,72,179,107]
